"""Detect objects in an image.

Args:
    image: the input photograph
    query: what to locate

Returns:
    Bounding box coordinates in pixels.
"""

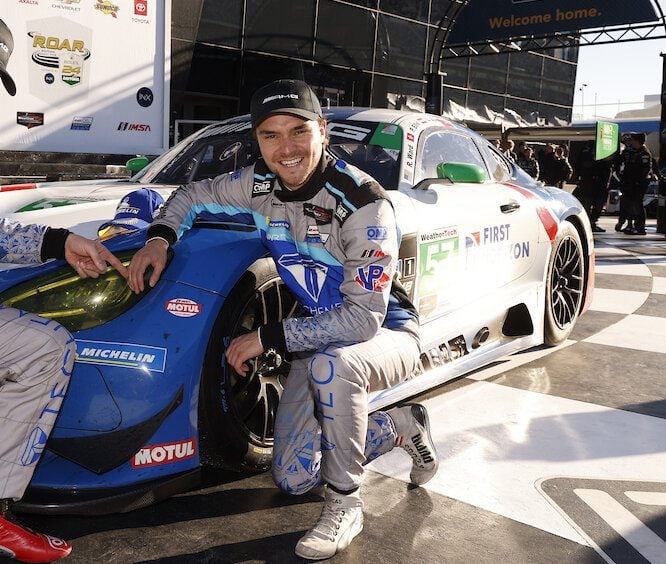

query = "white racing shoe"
[295,487,364,560]
[389,403,439,486]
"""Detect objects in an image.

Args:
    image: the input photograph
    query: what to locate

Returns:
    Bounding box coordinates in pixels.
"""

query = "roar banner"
[0,0,170,155]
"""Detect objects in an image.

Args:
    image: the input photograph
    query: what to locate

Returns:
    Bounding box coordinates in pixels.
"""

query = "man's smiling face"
[255,113,326,190]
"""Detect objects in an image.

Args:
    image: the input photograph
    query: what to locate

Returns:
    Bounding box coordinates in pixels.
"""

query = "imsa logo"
[118,122,151,132]
[132,438,196,468]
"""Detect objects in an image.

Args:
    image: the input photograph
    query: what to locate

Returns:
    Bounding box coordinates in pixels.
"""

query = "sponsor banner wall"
[0,0,170,154]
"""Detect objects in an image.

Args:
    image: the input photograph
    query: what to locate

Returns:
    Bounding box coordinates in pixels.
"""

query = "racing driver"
[127,79,439,560]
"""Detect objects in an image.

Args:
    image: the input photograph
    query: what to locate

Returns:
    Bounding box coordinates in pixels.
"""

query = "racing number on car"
[417,227,459,318]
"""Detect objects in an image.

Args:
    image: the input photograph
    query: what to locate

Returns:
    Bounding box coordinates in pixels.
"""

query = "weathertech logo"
[118,122,151,132]
[132,438,196,468]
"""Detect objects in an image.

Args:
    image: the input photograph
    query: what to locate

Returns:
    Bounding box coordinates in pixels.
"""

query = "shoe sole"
[405,403,439,486]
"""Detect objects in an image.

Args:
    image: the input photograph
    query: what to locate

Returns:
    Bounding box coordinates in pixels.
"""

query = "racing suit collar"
[274,151,332,202]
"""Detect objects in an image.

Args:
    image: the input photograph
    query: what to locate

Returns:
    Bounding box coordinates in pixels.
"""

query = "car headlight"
[0,250,149,332]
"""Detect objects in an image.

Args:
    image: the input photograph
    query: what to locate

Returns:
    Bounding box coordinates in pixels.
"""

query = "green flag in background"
[596,122,619,160]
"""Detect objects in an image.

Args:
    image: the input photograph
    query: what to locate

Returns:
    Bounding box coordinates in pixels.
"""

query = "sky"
[573,4,666,120]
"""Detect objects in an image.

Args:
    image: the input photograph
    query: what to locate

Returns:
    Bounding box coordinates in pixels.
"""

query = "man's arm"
[1,218,127,277]
[128,167,256,293]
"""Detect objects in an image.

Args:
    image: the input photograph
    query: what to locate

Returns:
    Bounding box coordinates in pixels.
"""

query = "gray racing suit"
[148,151,420,493]
[0,219,76,500]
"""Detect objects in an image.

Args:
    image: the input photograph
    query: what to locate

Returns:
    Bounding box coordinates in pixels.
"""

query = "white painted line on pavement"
[587,288,648,314]
[584,314,666,354]
[367,381,666,545]
[575,489,666,564]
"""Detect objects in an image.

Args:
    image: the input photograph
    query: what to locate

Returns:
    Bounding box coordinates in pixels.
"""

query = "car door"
[407,126,539,323]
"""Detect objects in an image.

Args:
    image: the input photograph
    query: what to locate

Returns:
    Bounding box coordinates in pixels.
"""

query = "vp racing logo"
[28,30,91,87]
[277,253,328,303]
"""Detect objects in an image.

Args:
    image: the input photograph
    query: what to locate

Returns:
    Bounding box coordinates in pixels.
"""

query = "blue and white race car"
[0,107,595,514]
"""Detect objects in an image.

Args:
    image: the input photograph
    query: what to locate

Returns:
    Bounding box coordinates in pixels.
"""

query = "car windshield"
[132,118,403,190]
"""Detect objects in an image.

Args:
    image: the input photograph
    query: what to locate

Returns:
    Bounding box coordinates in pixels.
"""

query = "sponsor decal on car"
[75,340,167,372]
[17,112,44,129]
[483,223,511,243]
[165,298,202,318]
[70,116,93,130]
[354,265,391,293]
[132,438,196,468]
[19,0,39,6]
[95,0,120,17]
[418,227,459,318]
[118,122,151,132]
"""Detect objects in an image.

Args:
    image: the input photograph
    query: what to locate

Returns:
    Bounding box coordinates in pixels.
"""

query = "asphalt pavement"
[6,215,666,564]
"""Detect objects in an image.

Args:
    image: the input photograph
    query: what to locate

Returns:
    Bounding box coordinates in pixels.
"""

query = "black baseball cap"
[250,79,322,129]
[0,19,16,96]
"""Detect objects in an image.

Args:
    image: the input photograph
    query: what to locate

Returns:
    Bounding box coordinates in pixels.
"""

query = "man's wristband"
[146,236,169,249]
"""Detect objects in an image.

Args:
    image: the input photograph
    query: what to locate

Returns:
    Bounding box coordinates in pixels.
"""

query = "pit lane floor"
[7,215,666,564]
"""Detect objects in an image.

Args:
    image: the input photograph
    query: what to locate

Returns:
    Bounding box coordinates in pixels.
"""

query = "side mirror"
[126,156,150,173]
[436,162,486,183]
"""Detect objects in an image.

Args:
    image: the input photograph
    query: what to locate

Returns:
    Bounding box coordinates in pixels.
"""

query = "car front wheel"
[544,221,585,346]
[198,258,297,472]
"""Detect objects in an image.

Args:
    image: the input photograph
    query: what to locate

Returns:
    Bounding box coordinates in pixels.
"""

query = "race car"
[0,107,595,515]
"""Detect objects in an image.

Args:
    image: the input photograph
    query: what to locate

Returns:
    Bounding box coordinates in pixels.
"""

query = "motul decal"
[132,438,196,468]
[165,298,202,317]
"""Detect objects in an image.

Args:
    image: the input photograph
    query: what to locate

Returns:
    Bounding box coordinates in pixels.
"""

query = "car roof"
[209,107,473,135]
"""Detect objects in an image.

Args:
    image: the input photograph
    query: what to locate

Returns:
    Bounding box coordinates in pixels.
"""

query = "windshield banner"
[0,1,170,155]
[448,0,659,44]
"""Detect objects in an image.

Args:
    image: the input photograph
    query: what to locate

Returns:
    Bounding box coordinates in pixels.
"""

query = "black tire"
[198,258,297,472]
[544,221,585,346]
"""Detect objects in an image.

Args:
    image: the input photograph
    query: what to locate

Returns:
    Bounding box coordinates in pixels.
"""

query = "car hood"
[0,179,176,239]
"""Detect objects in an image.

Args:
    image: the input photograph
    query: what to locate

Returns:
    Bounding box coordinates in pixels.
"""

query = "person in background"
[502,138,517,161]
[573,142,613,232]
[1,221,126,563]
[620,132,652,235]
[516,144,539,179]
[126,79,438,560]
[553,145,573,188]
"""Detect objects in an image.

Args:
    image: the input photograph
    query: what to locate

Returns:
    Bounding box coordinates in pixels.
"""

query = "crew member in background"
[516,144,539,179]
[620,132,652,235]
[573,142,613,233]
